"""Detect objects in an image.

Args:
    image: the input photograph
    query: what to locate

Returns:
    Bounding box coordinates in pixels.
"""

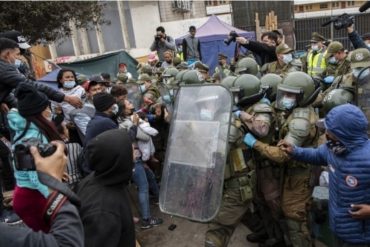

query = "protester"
[8,83,63,232]
[150,26,176,62]
[84,92,118,146]
[161,50,174,68]
[0,141,84,247]
[280,104,370,246]
[182,25,202,63]
[70,80,102,140]
[77,129,135,247]
[52,69,86,122]
[347,24,370,51]
[0,38,81,111]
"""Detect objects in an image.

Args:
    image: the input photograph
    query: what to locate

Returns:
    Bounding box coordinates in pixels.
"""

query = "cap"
[93,92,115,112]
[325,41,344,58]
[0,30,31,49]
[137,73,152,84]
[276,43,293,54]
[15,83,49,117]
[218,53,228,59]
[176,62,189,70]
[362,33,370,41]
[310,32,326,43]
[272,29,283,37]
[194,62,209,73]
[350,48,370,68]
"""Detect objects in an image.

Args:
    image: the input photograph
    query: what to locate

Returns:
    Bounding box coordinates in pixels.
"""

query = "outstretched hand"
[278,140,295,154]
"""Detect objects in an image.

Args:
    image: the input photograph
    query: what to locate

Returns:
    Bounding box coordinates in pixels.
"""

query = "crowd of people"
[0,21,369,247]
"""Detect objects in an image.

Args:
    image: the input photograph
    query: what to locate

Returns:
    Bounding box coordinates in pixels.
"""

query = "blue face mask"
[63,81,76,89]
[200,109,214,121]
[282,54,293,64]
[14,59,22,68]
[328,56,337,65]
[162,95,172,104]
[280,97,296,110]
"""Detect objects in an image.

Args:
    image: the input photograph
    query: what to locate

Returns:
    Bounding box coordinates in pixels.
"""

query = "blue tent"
[175,15,255,73]
[36,68,60,90]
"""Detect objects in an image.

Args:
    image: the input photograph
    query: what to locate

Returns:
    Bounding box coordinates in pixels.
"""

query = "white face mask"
[63,81,76,89]
[311,44,319,51]
[328,56,338,65]
[14,59,22,68]
[353,68,370,80]
[200,109,214,121]
[282,54,293,64]
[111,103,119,115]
[367,44,370,49]
[280,96,296,110]
[140,84,146,93]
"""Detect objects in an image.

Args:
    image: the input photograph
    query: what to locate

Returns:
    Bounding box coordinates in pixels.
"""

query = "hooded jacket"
[77,129,135,247]
[0,59,64,104]
[292,104,370,244]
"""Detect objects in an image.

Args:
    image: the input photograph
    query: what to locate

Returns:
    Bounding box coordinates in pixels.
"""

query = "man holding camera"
[0,141,84,247]
[150,26,176,62]
[347,24,370,51]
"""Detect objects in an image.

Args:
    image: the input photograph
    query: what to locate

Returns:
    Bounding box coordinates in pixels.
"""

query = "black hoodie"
[77,129,135,247]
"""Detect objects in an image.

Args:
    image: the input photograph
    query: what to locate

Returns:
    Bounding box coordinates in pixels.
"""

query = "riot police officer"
[243,71,320,247]
[205,74,265,247]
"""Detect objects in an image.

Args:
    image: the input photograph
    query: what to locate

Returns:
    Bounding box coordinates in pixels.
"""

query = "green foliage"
[0,1,109,43]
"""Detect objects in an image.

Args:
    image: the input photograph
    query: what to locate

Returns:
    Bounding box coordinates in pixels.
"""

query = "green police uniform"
[205,74,264,247]
[244,102,286,246]
[251,72,320,247]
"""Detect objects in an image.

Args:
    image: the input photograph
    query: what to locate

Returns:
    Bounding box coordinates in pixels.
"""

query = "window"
[320,3,328,9]
[172,0,193,11]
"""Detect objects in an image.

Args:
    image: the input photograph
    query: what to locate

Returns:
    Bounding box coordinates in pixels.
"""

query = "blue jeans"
[132,160,159,219]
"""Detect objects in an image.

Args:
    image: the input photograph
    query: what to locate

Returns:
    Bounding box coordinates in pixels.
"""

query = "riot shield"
[156,78,178,114]
[159,84,233,222]
[355,66,370,136]
[125,82,143,110]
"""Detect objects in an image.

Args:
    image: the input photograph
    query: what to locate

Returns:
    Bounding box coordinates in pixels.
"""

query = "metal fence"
[295,13,370,51]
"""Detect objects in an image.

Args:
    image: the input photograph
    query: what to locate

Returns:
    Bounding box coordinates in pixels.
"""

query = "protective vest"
[307,49,327,77]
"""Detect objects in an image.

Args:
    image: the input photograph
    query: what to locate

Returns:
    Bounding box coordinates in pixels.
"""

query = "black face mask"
[326,139,347,155]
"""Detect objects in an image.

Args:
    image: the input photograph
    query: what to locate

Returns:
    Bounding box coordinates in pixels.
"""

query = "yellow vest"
[307,49,327,77]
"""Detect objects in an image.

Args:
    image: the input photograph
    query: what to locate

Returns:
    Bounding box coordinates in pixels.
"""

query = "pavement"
[136,205,257,247]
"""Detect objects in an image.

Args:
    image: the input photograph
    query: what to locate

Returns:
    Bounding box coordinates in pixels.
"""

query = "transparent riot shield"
[356,66,370,136]
[126,82,143,110]
[159,84,233,222]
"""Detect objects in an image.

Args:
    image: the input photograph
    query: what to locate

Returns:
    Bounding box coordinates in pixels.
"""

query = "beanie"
[15,83,49,117]
[93,92,115,112]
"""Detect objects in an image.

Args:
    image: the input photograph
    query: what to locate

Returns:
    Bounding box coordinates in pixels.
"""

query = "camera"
[155,34,162,42]
[322,13,354,30]
[224,31,239,46]
[14,138,58,171]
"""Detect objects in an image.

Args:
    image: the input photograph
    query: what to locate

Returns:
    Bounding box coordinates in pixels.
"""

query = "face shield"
[353,67,370,85]
[276,87,301,111]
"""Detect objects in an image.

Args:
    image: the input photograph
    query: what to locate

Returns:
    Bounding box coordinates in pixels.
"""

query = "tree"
[0,1,109,44]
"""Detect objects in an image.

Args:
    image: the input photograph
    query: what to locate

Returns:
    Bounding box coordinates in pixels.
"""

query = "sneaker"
[0,210,22,225]
[140,217,163,229]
